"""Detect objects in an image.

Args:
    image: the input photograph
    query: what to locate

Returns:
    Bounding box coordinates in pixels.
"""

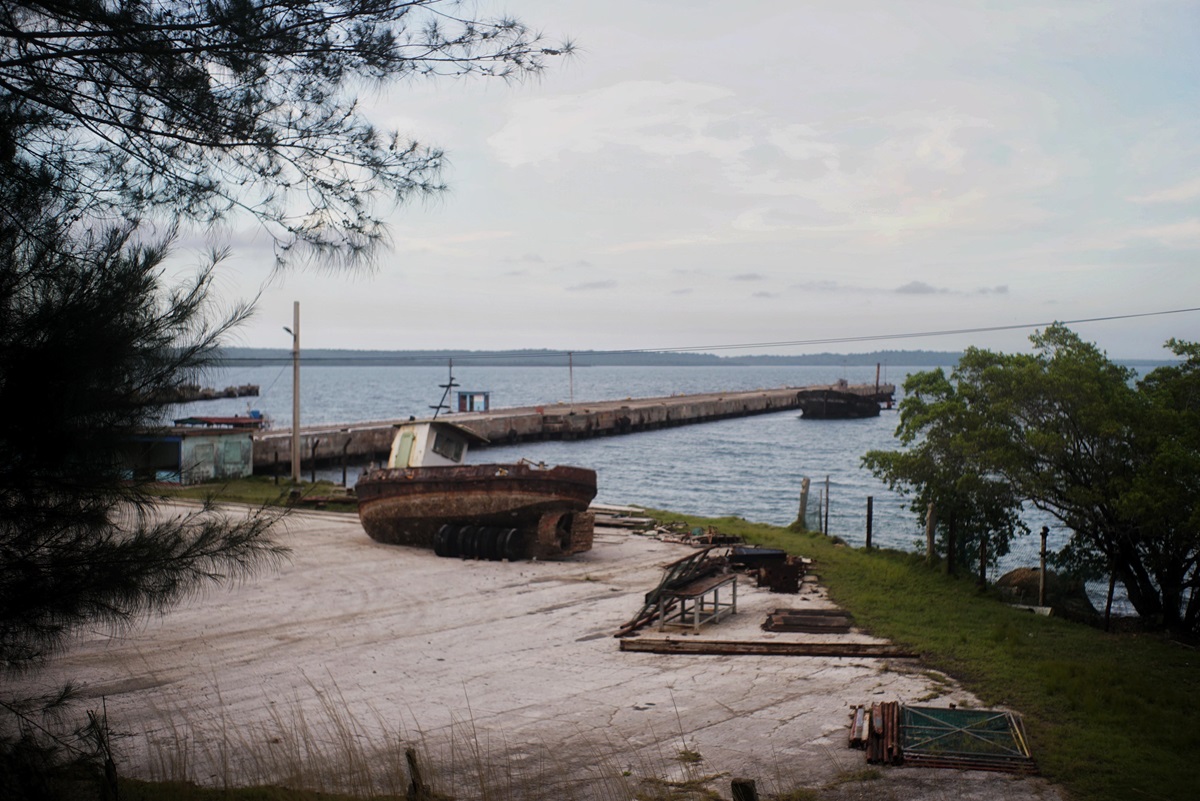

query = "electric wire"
[216,305,1200,364]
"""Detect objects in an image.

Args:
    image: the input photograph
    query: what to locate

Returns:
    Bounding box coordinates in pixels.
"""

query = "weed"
[767,789,820,801]
[823,766,882,788]
[634,774,724,801]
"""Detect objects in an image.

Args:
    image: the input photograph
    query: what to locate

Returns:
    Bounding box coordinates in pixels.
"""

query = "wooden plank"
[619,639,917,658]
[666,573,736,599]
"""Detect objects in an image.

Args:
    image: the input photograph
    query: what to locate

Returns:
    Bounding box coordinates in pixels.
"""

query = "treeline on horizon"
[216,347,1178,368]
[218,347,966,367]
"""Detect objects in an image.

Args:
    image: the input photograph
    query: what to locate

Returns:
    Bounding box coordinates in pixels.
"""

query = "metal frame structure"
[899,705,1035,773]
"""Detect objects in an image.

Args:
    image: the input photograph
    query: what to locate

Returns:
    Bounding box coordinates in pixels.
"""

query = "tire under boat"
[356,461,598,560]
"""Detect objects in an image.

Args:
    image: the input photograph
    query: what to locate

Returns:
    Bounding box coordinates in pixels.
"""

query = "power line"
[613,306,1200,355]
[217,305,1200,363]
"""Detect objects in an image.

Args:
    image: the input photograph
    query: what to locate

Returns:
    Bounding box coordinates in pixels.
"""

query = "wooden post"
[865,496,873,549]
[1104,569,1117,632]
[925,502,937,565]
[405,747,432,801]
[823,475,830,535]
[309,437,319,483]
[1039,526,1049,607]
[341,437,351,486]
[797,477,811,529]
[289,301,300,485]
[731,778,759,801]
[946,514,957,575]
[978,534,988,587]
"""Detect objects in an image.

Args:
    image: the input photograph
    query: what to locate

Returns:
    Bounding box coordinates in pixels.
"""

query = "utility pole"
[284,301,300,485]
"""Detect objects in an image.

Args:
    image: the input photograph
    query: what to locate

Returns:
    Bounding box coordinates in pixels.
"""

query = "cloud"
[1129,177,1200,204]
[565,280,617,292]
[752,291,778,299]
[489,81,742,167]
[1129,220,1200,247]
[895,281,947,295]
[978,285,1009,295]
[792,280,851,292]
[393,229,515,256]
[604,235,725,254]
[732,272,765,281]
[505,253,545,264]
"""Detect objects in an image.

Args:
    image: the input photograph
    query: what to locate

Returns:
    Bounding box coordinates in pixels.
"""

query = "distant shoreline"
[215,347,1176,369]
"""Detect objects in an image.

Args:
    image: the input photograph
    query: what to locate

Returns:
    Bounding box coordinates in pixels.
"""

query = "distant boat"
[795,388,881,419]
[356,419,597,560]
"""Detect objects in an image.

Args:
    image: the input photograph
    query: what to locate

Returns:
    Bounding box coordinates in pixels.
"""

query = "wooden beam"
[619,638,917,658]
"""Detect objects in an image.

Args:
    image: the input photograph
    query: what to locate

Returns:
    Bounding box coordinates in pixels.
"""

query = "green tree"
[0,1,568,791]
[1110,339,1200,630]
[869,324,1200,635]
[0,0,568,259]
[0,179,289,673]
[863,367,1027,580]
[0,175,293,795]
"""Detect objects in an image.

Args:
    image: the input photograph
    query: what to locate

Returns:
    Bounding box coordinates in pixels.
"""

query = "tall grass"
[114,687,892,801]
[124,688,660,801]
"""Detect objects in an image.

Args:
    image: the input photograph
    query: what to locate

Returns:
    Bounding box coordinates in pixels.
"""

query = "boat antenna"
[430,359,458,419]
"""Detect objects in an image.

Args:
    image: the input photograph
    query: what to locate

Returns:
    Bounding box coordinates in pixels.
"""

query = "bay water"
[174,361,1118,606]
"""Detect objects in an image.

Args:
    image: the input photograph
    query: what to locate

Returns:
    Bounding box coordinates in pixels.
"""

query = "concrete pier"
[251,382,893,472]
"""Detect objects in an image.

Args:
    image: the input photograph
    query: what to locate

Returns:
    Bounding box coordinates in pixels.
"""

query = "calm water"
[172,364,914,535]
[174,362,1121,606]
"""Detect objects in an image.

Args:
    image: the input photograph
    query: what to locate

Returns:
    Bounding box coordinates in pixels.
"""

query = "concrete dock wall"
[251,383,893,472]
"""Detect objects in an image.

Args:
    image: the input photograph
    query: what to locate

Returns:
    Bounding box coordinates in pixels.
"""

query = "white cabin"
[387,420,489,468]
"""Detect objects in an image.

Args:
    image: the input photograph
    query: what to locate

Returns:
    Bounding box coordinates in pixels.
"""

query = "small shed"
[125,426,255,485]
[387,420,489,469]
[456,390,491,413]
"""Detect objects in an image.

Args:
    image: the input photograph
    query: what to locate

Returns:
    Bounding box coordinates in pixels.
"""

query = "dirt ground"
[15,505,1065,800]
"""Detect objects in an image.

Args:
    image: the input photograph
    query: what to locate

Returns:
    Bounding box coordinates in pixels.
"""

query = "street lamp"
[283,301,300,484]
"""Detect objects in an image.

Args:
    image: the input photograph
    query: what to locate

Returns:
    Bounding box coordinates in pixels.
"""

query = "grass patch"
[766,790,820,801]
[118,781,402,800]
[822,766,881,788]
[634,774,723,801]
[159,476,357,512]
[647,509,1200,801]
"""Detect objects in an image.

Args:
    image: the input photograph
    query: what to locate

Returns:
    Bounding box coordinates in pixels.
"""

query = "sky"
[194,0,1199,359]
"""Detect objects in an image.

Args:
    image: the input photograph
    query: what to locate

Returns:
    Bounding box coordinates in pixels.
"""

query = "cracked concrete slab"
[12,506,1064,800]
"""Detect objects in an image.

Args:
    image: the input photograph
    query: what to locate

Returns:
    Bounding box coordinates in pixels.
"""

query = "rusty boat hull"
[796,389,881,419]
[356,462,598,560]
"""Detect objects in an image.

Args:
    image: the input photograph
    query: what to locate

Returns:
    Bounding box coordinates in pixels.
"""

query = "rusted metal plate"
[764,608,854,633]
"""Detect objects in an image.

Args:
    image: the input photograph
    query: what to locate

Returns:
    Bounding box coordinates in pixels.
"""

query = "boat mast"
[430,359,458,419]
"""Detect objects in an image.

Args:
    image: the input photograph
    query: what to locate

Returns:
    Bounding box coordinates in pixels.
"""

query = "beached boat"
[795,388,881,419]
[356,419,597,560]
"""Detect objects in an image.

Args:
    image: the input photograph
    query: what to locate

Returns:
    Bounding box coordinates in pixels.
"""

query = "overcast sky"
[198,0,1199,359]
